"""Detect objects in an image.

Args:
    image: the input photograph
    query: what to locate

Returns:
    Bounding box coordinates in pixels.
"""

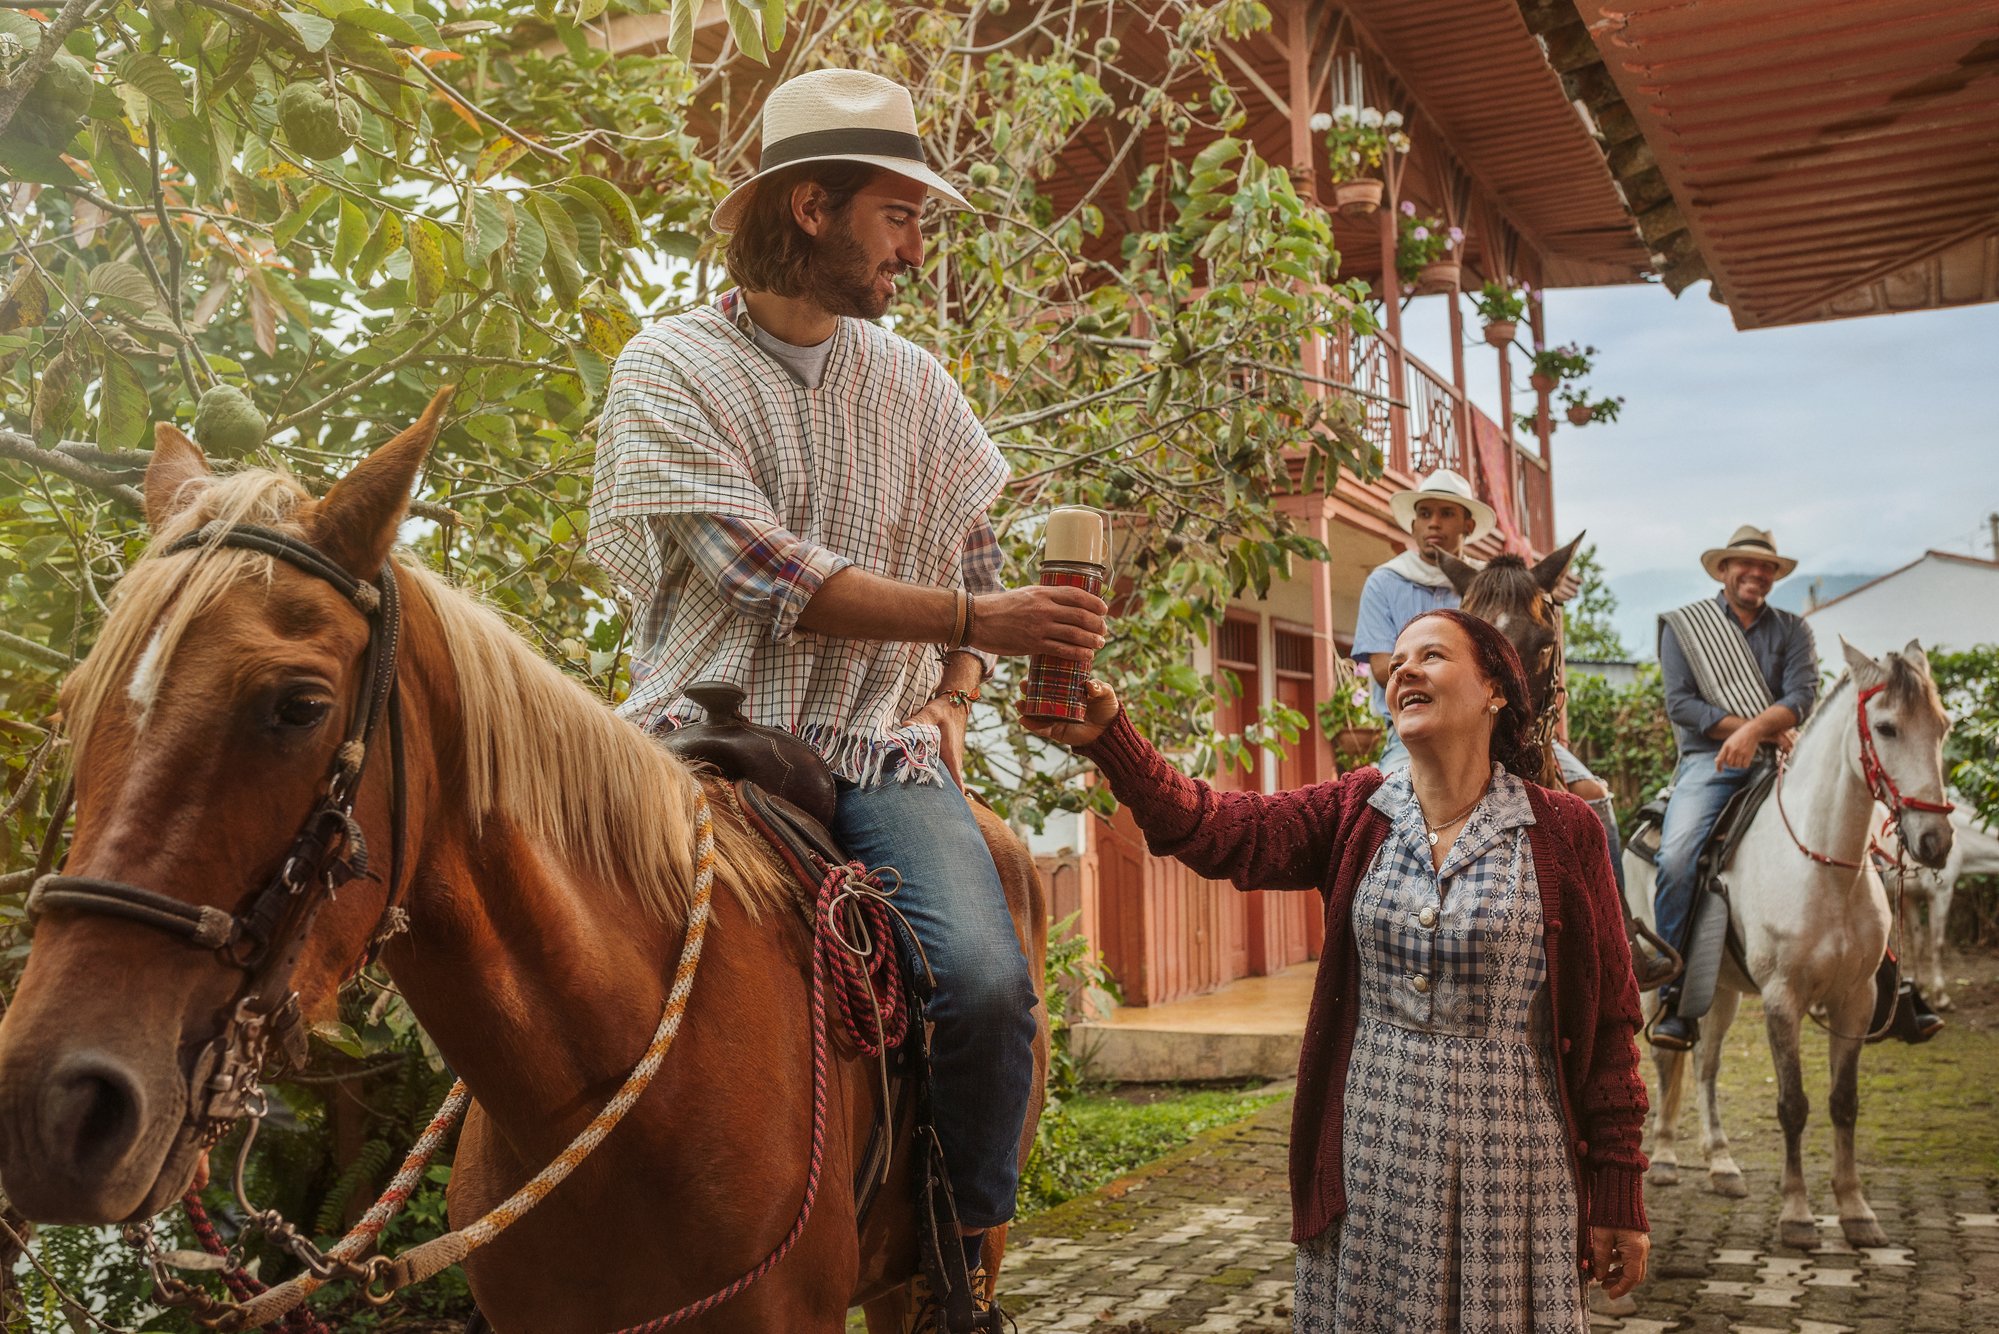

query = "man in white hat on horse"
[588,68,1106,1302]
[1352,469,1597,790]
[1648,525,1819,1049]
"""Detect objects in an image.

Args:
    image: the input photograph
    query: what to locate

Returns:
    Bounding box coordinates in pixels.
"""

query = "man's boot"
[1649,984,1698,1052]
[1871,952,1944,1044]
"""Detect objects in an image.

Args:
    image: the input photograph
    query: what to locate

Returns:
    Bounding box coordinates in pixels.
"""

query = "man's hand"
[1715,722,1765,771]
[1552,570,1582,605]
[1774,727,1799,755]
[903,696,969,786]
[1589,1226,1650,1301]
[972,586,1107,659]
[1021,679,1121,749]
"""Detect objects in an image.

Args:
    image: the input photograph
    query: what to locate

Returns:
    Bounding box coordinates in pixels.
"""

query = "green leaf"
[311,1021,366,1058]
[557,176,640,249]
[762,0,787,51]
[528,194,583,307]
[273,183,335,248]
[332,197,368,270]
[724,0,765,64]
[568,342,609,406]
[474,136,530,183]
[405,217,447,307]
[668,0,696,62]
[575,0,610,23]
[506,207,547,297]
[580,298,638,358]
[96,351,149,449]
[87,261,158,313]
[115,53,191,121]
[0,134,80,185]
[279,10,338,51]
[465,191,508,266]
[207,32,266,105]
[337,8,431,47]
[354,208,405,286]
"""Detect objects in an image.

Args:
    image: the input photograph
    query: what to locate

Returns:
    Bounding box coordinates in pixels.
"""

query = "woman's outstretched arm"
[1032,681,1358,892]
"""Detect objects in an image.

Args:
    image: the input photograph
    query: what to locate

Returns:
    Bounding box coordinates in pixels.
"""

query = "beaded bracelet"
[929,687,979,710]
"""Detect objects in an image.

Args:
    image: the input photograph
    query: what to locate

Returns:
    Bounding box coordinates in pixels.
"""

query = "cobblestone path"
[997,963,1999,1333]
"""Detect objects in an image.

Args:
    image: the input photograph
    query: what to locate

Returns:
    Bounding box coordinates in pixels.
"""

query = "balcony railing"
[1315,323,1555,554]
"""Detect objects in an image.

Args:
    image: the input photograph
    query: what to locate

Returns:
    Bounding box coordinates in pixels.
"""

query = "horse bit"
[25,521,411,1304]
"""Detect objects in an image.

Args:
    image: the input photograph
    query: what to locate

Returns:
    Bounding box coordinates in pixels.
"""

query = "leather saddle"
[662,681,839,831]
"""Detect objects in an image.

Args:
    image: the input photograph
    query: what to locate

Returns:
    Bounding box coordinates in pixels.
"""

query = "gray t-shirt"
[743,316,834,389]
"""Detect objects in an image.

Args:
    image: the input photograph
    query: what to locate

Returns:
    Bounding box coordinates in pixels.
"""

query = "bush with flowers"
[1318,670,1386,766]
[1395,200,1462,283]
[1308,104,1411,183]
[1530,342,1596,385]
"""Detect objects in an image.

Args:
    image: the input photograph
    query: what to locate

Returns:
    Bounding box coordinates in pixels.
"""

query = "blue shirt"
[1351,563,1461,721]
[1657,591,1819,756]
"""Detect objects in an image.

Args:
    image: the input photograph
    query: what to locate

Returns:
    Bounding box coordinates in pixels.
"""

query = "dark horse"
[0,393,1048,1331]
[1437,534,1587,790]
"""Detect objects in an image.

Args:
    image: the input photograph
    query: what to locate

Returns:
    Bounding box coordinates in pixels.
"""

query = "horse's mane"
[64,466,785,928]
[1800,650,1947,740]
[1458,553,1545,621]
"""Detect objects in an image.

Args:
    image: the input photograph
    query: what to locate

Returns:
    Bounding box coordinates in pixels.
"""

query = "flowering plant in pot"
[1471,279,1532,348]
[1529,342,1594,395]
[1559,388,1624,427]
[1395,202,1462,291]
[1310,105,1410,217]
[1318,674,1386,768]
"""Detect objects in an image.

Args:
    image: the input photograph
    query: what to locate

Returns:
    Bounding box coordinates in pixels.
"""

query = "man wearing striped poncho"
[1650,524,1818,1050]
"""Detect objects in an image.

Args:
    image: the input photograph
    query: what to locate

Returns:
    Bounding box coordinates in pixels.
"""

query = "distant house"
[1569,659,1644,690]
[1803,551,1999,666]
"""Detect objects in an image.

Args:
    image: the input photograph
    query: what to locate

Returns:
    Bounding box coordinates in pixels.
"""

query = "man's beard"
[807,212,904,318]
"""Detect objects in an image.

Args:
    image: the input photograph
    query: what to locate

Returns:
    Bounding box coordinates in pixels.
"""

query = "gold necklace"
[1421,790,1485,847]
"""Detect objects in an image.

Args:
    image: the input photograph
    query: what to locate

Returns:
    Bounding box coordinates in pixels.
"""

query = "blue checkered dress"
[1294,767,1587,1333]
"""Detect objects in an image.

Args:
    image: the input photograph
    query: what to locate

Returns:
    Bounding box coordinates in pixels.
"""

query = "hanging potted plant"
[1529,342,1595,395]
[1471,279,1531,348]
[1318,676,1385,770]
[1396,202,1462,293]
[1311,104,1410,218]
[1560,388,1624,427]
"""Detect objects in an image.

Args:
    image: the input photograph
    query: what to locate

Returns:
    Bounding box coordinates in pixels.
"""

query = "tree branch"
[0,630,73,672]
[0,431,145,507]
[405,54,569,164]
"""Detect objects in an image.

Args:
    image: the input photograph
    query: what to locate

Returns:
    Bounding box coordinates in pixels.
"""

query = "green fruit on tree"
[1094,37,1121,60]
[11,54,94,150]
[986,0,1009,12]
[277,82,354,161]
[968,163,999,189]
[193,384,268,457]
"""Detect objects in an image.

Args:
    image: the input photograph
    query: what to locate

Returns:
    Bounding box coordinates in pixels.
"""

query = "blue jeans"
[1655,752,1753,954]
[833,762,1039,1228]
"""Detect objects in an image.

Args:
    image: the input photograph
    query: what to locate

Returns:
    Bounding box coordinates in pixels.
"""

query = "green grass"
[1017,1084,1286,1215]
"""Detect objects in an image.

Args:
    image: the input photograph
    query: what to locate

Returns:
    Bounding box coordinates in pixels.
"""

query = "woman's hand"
[1589,1225,1649,1300]
[1020,679,1120,748]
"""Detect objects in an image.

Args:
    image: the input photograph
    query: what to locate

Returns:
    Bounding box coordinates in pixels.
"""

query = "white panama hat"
[1700,524,1798,581]
[1388,468,1498,543]
[711,69,969,235]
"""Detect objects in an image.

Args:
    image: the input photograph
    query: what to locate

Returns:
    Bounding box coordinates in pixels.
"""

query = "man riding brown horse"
[588,68,1105,1324]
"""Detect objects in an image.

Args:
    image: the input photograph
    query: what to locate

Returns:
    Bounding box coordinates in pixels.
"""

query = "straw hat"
[1700,524,1798,581]
[712,69,969,234]
[1388,468,1497,543]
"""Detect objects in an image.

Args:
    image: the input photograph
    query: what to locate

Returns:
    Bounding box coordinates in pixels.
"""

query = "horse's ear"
[1901,638,1931,672]
[1530,530,1586,594]
[145,422,213,530]
[1840,636,1887,689]
[1435,549,1480,596]
[306,387,451,579]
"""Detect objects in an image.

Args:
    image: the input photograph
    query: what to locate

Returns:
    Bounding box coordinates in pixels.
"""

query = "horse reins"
[25,521,410,1147]
[1773,681,1954,872]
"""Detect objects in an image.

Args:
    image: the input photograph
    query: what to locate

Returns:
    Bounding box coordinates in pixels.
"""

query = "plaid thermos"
[1018,507,1110,722]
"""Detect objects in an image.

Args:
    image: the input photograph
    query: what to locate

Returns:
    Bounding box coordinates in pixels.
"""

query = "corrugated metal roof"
[1569,0,1999,328]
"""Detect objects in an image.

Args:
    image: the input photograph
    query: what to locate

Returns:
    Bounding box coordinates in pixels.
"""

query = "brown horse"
[1438,534,1586,790]
[0,392,1048,1332]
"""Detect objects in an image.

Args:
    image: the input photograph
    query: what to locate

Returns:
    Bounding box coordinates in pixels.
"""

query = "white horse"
[1623,639,1953,1251]
[1878,803,1999,1011]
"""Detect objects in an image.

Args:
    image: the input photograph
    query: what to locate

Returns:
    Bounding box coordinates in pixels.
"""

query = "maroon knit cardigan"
[1083,712,1650,1258]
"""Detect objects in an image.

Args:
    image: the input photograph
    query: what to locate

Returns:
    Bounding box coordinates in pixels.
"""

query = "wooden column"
[1308,502,1337,782]
[1530,286,1555,533]
[1447,285,1470,491]
[1379,207,1409,474]
[1496,339,1517,552]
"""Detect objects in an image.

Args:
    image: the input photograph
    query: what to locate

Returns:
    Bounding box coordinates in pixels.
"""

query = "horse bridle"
[1775,680,1955,871]
[25,521,409,1146]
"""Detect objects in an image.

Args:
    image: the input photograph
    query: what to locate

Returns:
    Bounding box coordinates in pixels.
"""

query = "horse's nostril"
[44,1054,146,1177]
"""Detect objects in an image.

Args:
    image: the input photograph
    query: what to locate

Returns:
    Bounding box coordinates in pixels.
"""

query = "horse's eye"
[1875,720,1898,740]
[273,693,332,732]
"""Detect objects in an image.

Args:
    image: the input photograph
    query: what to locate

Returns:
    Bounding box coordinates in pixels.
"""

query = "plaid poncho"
[588,297,1009,786]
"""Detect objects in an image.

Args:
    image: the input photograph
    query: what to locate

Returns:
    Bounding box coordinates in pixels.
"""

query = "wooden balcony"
[1316,323,1557,555]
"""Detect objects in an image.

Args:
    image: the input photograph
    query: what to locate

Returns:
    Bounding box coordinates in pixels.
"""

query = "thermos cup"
[1019,507,1111,722]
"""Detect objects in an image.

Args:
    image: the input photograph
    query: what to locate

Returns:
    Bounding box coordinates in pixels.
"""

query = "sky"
[1397,281,1999,653]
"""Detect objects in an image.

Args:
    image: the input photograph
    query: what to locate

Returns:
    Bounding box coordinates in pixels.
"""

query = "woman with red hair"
[1028,609,1650,1330]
